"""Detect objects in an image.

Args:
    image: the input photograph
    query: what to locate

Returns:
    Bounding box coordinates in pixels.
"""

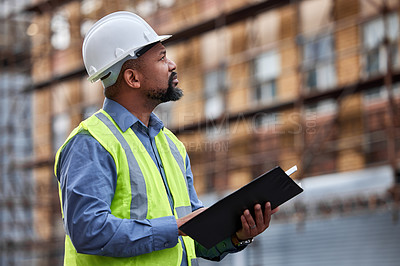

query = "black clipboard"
[179,166,303,249]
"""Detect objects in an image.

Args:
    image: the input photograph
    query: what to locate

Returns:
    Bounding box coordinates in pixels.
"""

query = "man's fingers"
[244,209,255,225]
[263,202,272,228]
[241,214,249,232]
[271,206,279,215]
[244,209,258,233]
[254,204,264,231]
[237,203,279,240]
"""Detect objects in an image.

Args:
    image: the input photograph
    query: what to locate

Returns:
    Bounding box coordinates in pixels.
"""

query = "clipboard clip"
[285,165,302,188]
[285,165,297,176]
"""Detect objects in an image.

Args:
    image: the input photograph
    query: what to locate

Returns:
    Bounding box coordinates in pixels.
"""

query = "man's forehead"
[138,42,166,60]
[153,43,166,53]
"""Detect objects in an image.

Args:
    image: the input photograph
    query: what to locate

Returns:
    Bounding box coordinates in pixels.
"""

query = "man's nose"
[168,58,177,72]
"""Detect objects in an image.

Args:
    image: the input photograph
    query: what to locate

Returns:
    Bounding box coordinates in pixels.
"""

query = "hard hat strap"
[100,55,134,88]
[135,41,160,57]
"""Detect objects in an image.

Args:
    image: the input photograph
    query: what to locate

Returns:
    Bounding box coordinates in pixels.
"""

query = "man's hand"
[176,207,207,236]
[235,202,279,241]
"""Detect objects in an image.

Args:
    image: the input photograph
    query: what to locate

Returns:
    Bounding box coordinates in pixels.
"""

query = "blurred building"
[0,0,35,265]
[1,0,400,265]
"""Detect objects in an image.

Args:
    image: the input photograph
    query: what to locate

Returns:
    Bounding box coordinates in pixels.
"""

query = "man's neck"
[129,108,152,127]
[111,83,162,127]
[115,98,158,127]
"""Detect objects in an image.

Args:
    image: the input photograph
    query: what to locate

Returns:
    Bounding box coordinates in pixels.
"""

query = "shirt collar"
[102,98,164,135]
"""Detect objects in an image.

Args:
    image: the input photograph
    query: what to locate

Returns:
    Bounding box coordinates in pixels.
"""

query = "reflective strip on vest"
[95,112,147,219]
[164,134,189,193]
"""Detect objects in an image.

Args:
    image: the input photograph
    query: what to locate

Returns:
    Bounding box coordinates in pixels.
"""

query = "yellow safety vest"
[54,109,197,266]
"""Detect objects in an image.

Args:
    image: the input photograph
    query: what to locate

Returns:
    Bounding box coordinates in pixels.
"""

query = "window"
[253,112,281,133]
[392,82,400,98]
[305,99,337,117]
[158,0,175,8]
[204,69,226,119]
[136,1,157,17]
[303,34,336,92]
[205,122,229,140]
[80,19,95,38]
[51,10,71,50]
[363,12,399,76]
[52,113,71,153]
[363,83,400,104]
[252,51,280,105]
[80,0,100,15]
[363,86,386,104]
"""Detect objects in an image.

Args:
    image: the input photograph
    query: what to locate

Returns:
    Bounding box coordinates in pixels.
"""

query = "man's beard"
[148,72,183,103]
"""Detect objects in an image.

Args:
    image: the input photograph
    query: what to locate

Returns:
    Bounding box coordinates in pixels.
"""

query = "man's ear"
[123,69,141,89]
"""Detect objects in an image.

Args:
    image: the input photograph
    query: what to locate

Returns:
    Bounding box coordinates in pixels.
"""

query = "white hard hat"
[82,11,171,87]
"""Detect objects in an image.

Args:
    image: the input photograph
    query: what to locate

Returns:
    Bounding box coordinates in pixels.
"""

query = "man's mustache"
[168,71,177,85]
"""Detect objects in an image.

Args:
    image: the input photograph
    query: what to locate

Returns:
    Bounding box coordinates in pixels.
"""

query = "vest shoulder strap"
[162,127,186,163]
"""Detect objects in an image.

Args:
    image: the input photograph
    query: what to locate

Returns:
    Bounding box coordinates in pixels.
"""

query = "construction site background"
[1,0,399,265]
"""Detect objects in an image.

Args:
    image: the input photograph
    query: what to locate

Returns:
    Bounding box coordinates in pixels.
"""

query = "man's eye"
[160,56,165,61]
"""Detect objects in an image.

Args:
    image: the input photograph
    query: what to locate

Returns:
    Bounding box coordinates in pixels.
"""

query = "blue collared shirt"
[56,98,241,263]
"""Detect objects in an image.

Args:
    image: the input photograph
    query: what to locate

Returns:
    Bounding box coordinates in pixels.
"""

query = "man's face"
[138,43,183,103]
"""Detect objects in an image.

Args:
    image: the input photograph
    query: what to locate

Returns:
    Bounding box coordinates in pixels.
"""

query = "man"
[55,11,278,265]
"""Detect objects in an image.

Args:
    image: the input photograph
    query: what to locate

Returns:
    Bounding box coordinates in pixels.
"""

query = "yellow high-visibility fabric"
[54,110,196,266]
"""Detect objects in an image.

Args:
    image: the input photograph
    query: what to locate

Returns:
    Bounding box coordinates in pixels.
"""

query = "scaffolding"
[0,1,35,265]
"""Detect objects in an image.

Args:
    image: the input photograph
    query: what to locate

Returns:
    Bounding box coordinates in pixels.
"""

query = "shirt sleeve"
[184,154,245,261]
[56,131,179,257]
